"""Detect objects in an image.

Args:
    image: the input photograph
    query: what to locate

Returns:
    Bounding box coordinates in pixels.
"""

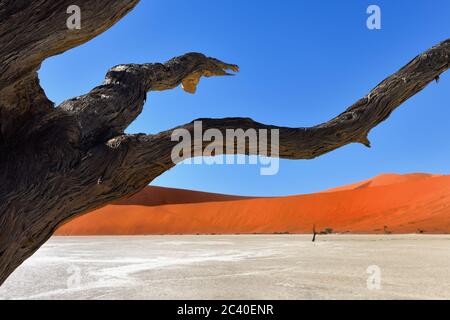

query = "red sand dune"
[113,186,253,206]
[55,173,450,235]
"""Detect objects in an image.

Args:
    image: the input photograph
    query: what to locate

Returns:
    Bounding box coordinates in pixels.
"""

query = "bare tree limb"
[59,53,238,146]
[0,0,139,140]
[108,39,449,180]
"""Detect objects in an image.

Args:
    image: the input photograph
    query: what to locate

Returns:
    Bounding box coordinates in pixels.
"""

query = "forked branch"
[103,39,449,181]
[59,53,238,146]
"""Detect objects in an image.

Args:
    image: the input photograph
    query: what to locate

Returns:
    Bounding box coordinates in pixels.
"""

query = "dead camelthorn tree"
[312,225,318,242]
[0,0,449,285]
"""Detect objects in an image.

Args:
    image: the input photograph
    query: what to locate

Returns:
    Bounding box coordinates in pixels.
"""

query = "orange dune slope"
[112,185,253,206]
[55,173,450,235]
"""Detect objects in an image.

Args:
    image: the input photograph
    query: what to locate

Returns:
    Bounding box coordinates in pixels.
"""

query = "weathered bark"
[0,0,449,285]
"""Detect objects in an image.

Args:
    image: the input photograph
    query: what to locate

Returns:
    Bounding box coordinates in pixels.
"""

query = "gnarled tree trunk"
[0,0,449,285]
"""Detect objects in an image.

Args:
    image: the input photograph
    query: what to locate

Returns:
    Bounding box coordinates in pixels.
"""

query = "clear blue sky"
[40,0,450,196]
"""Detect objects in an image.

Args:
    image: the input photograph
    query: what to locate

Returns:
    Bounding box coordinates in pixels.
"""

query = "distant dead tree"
[0,0,449,284]
[312,225,318,242]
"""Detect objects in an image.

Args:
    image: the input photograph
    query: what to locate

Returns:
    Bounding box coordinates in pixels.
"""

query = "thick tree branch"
[59,53,238,146]
[109,38,449,181]
[0,0,140,141]
[0,0,139,91]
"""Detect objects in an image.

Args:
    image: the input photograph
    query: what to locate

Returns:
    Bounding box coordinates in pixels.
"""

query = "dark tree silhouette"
[312,225,318,242]
[0,0,449,284]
